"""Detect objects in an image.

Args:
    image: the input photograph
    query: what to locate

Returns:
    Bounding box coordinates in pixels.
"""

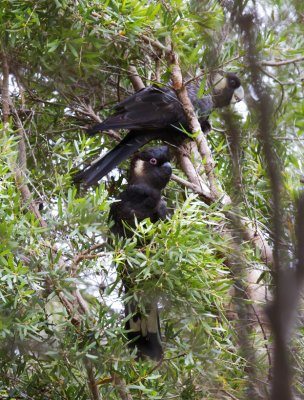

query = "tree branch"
[112,373,134,400]
[1,52,10,123]
[128,65,145,91]
[229,5,304,399]
[140,34,171,54]
[69,100,122,141]
[168,51,221,199]
[261,55,304,67]
[171,173,212,204]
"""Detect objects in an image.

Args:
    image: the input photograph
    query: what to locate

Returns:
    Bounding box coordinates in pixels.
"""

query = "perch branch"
[168,51,220,198]
[128,65,145,91]
[171,173,212,204]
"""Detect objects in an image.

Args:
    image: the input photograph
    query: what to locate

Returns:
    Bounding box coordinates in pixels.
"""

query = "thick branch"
[127,65,145,91]
[85,360,102,400]
[168,52,220,198]
[112,373,133,400]
[177,142,209,192]
[1,52,10,123]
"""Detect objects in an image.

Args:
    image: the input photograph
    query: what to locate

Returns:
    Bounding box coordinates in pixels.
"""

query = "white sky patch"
[234,100,249,121]
[79,258,124,312]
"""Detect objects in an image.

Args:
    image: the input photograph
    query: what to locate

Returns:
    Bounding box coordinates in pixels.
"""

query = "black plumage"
[74,72,244,185]
[110,146,172,360]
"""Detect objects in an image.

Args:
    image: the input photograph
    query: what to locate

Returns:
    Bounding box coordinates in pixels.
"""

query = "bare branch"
[168,52,220,199]
[177,142,210,193]
[70,100,122,141]
[128,65,145,91]
[85,360,102,400]
[171,173,213,204]
[112,373,134,400]
[1,52,10,123]
[0,53,48,228]
[240,217,273,268]
[57,285,100,399]
[261,55,304,67]
[220,389,241,400]
[140,34,171,54]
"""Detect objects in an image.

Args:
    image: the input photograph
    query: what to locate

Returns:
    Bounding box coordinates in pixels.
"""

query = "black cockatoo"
[110,146,172,360]
[75,72,243,185]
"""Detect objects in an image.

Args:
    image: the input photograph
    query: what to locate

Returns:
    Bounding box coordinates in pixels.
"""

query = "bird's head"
[210,72,244,108]
[130,146,172,190]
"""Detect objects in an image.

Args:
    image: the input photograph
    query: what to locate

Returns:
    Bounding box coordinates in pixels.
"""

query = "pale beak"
[231,86,244,103]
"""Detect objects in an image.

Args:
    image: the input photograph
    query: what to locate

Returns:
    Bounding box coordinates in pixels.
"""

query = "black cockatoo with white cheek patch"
[74,72,244,185]
[110,146,172,360]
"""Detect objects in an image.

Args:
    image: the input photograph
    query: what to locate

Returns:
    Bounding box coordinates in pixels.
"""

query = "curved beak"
[162,161,172,176]
[231,86,244,103]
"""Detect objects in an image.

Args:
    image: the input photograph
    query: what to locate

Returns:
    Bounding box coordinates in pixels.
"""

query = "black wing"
[73,130,161,185]
[87,86,184,135]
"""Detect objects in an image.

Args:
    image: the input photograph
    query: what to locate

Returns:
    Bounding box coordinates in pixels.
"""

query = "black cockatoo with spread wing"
[75,72,243,185]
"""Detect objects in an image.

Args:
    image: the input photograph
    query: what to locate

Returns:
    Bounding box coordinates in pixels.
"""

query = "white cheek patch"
[134,159,145,176]
[213,73,227,91]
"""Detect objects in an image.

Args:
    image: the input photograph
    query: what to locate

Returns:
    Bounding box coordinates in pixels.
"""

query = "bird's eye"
[229,78,237,88]
[149,158,158,165]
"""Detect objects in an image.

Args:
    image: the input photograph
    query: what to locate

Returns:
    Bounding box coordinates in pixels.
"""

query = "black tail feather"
[125,300,163,361]
[86,122,106,136]
[74,131,161,185]
[87,121,117,136]
[87,120,142,136]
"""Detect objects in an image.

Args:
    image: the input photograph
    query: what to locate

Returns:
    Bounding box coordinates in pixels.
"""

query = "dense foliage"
[0,0,303,399]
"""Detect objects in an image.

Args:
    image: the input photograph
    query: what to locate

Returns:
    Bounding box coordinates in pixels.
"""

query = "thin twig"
[261,55,304,67]
[140,34,170,54]
[220,389,241,400]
